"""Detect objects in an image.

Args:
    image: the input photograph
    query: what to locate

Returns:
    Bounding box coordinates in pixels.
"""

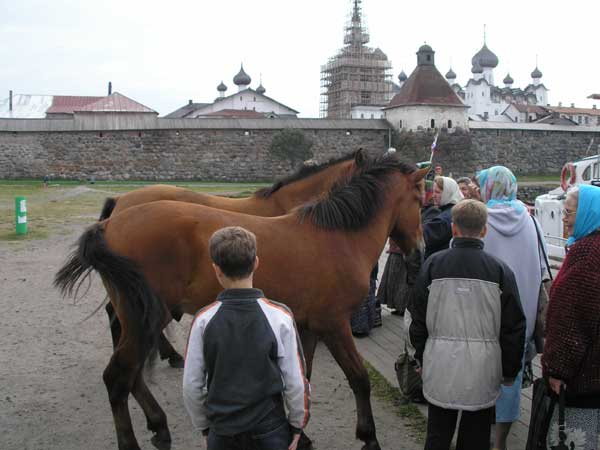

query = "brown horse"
[55,153,428,450]
[99,151,365,368]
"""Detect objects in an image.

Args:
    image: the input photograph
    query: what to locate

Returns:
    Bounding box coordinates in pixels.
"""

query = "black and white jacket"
[183,288,310,436]
[409,238,526,411]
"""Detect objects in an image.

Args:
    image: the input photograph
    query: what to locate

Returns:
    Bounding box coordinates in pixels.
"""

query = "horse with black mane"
[98,151,365,368]
[55,152,427,450]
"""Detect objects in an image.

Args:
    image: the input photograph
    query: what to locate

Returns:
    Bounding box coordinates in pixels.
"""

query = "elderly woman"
[422,176,463,259]
[542,184,600,450]
[476,166,547,450]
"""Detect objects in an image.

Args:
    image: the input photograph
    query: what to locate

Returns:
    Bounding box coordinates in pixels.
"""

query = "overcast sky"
[1,0,598,117]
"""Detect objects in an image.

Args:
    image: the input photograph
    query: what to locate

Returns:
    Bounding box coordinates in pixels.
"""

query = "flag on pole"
[429,133,439,163]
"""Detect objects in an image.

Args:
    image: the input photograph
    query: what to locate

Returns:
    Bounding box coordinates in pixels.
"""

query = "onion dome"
[445,68,456,80]
[256,83,266,95]
[503,73,514,85]
[418,44,433,53]
[531,67,543,78]
[471,44,499,68]
[471,61,483,74]
[217,81,227,92]
[398,70,407,82]
[233,64,251,86]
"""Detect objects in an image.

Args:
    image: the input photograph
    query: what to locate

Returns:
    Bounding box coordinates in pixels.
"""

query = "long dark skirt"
[377,253,408,313]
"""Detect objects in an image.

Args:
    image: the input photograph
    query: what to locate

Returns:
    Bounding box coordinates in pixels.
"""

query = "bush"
[269,129,314,168]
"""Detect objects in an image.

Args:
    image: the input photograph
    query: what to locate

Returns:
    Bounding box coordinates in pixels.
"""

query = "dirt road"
[0,225,420,450]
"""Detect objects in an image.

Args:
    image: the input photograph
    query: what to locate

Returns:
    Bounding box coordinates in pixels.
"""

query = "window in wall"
[430,119,435,129]
[495,110,498,115]
[398,120,403,128]
[253,97,256,101]
[447,120,452,128]
[240,96,243,101]
[360,113,364,119]
[370,114,374,119]
[578,116,582,123]
[427,55,431,62]
[582,165,591,181]
[585,116,589,124]
[597,117,600,126]
[482,92,485,97]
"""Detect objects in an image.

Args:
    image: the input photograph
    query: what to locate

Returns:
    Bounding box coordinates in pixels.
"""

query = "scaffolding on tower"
[320,0,393,118]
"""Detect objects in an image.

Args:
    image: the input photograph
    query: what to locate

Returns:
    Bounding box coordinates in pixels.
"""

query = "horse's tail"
[99,197,118,221]
[54,223,162,357]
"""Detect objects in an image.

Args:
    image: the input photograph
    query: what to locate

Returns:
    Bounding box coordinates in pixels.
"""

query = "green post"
[15,196,27,235]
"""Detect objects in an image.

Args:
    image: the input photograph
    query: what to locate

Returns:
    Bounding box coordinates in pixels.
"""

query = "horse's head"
[388,166,429,254]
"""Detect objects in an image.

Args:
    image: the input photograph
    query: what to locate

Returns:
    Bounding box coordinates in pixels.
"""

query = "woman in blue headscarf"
[542,184,600,450]
[477,166,548,450]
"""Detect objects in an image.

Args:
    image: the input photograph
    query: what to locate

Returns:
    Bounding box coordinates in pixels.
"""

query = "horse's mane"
[296,153,415,231]
[254,151,358,198]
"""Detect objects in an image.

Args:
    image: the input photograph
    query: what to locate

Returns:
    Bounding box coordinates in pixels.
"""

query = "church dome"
[217,81,227,92]
[445,68,456,80]
[398,70,407,82]
[531,67,543,78]
[472,44,499,68]
[233,65,251,86]
[418,44,433,53]
[471,62,483,74]
[503,73,514,85]
[256,83,266,95]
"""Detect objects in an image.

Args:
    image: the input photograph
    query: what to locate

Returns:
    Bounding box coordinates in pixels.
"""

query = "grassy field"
[0,180,268,242]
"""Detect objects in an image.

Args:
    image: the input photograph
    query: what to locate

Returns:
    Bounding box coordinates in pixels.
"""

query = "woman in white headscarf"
[422,176,463,259]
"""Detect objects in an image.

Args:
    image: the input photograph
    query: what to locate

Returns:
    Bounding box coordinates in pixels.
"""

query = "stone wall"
[0,127,389,181]
[394,127,600,178]
[1,118,600,181]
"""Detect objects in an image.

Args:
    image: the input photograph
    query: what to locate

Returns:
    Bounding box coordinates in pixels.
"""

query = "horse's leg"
[131,370,171,450]
[107,303,183,369]
[298,329,318,450]
[322,325,380,450]
[299,329,318,381]
[103,346,144,450]
[158,331,184,369]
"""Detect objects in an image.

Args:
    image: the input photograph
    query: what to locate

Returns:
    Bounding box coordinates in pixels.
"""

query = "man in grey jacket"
[409,200,526,450]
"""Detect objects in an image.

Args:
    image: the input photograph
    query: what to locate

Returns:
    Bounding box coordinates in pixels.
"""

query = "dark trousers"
[208,405,291,450]
[424,403,493,450]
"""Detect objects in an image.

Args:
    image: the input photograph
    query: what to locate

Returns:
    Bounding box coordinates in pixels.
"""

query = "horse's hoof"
[360,441,381,450]
[298,432,313,450]
[168,354,184,369]
[150,432,172,450]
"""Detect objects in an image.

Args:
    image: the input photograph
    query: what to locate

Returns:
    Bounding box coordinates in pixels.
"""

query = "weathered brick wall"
[1,124,599,181]
[0,128,389,181]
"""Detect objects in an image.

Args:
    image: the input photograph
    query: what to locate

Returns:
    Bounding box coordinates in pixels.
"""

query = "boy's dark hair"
[209,226,257,279]
[456,177,472,185]
[451,199,488,237]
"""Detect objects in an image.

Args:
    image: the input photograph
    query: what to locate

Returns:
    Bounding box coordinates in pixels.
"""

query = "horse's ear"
[354,148,366,166]
[413,166,430,182]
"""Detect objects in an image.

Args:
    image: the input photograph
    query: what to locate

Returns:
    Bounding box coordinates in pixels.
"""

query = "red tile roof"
[46,96,103,114]
[75,92,156,114]
[384,65,466,109]
[508,103,548,115]
[547,106,600,117]
[197,109,268,118]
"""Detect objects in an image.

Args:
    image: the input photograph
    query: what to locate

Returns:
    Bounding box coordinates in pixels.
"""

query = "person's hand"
[415,367,422,376]
[204,436,208,449]
[549,377,563,395]
[288,433,301,450]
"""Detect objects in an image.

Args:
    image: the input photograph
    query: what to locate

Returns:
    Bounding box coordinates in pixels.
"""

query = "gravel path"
[0,225,420,450]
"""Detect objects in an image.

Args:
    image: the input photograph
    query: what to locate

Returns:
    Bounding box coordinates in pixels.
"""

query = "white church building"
[446,38,549,122]
[165,65,299,119]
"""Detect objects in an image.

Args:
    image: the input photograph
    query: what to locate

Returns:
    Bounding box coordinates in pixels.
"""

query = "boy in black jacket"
[183,226,310,450]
